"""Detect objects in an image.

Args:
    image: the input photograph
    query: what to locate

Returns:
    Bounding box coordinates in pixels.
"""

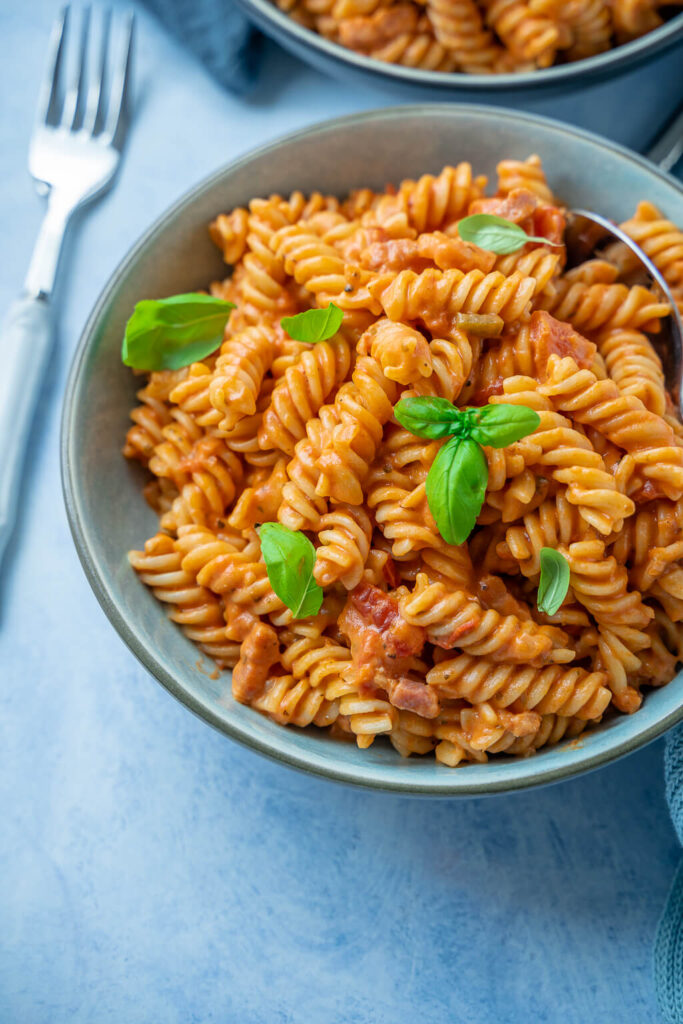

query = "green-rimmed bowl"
[62,104,683,795]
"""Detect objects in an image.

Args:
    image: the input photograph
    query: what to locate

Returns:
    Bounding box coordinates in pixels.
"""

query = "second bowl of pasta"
[62,104,683,794]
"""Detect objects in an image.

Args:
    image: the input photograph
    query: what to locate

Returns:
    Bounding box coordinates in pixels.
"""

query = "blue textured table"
[1,3,682,1021]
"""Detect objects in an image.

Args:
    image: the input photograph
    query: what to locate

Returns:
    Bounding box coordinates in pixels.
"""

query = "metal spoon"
[563,106,683,418]
[565,208,683,417]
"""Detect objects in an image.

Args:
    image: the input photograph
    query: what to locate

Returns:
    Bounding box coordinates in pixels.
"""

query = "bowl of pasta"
[62,104,683,795]
[237,0,683,95]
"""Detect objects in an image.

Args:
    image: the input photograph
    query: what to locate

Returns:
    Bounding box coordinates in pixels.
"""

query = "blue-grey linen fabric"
[657,725,683,1022]
[140,0,262,93]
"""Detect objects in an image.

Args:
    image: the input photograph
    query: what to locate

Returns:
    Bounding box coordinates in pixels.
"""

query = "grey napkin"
[140,0,262,94]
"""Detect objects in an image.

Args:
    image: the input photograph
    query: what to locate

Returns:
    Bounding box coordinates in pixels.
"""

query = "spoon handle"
[647,106,683,173]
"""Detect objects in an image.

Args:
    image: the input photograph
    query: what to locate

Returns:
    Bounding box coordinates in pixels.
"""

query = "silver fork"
[0,6,134,569]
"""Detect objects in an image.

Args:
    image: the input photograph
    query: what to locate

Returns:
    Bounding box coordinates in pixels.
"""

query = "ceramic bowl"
[236,0,683,96]
[62,104,683,795]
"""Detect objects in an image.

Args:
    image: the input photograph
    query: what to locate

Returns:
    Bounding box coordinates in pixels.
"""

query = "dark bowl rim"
[61,103,683,796]
[237,0,683,92]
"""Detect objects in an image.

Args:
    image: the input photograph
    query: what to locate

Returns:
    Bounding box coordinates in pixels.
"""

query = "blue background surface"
[1,2,682,1020]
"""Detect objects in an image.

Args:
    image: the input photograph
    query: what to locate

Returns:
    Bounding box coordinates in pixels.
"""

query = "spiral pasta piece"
[400,572,572,665]
[482,0,560,64]
[612,0,662,38]
[168,351,279,459]
[492,376,635,534]
[564,538,653,630]
[128,533,238,666]
[338,5,458,69]
[371,267,536,335]
[228,458,289,531]
[356,317,432,384]
[392,701,547,761]
[315,346,399,505]
[222,394,282,468]
[210,207,249,265]
[258,332,352,454]
[251,634,346,727]
[561,538,653,710]
[494,246,562,296]
[313,505,373,588]
[123,385,174,465]
[237,196,301,325]
[167,361,219,425]
[540,355,683,500]
[251,673,336,728]
[619,200,683,311]
[596,327,666,416]
[425,0,506,70]
[496,155,556,203]
[486,712,588,756]
[409,331,475,404]
[612,499,683,604]
[209,325,275,432]
[398,163,486,232]
[539,278,670,335]
[427,654,611,720]
[271,222,348,298]
[366,430,442,557]
[563,0,612,59]
[278,405,339,530]
[498,493,591,576]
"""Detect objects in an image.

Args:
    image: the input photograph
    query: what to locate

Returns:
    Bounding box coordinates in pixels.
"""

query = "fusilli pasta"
[125,155,683,767]
[271,0,681,73]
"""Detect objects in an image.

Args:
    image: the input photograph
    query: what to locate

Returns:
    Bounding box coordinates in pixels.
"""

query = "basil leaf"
[121,293,235,371]
[281,303,344,343]
[537,548,570,616]
[259,523,323,619]
[457,214,561,255]
[469,403,541,448]
[426,437,488,546]
[394,396,463,440]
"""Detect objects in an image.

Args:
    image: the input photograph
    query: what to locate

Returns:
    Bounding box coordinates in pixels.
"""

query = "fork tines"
[37,5,134,144]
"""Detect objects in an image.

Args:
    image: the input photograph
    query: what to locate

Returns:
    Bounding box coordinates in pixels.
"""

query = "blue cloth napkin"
[657,725,683,1022]
[140,0,262,94]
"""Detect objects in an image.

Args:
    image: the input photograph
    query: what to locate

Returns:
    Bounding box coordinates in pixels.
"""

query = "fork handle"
[0,295,54,568]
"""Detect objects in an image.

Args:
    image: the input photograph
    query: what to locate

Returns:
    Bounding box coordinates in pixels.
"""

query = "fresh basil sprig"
[393,397,463,440]
[468,403,542,448]
[259,523,323,619]
[426,437,488,546]
[458,213,562,255]
[121,293,235,371]
[537,548,571,616]
[395,398,540,446]
[395,396,540,545]
[281,303,344,343]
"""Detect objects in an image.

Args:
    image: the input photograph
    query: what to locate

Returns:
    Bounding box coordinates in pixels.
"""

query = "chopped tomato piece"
[468,188,538,224]
[532,205,566,246]
[339,583,437,715]
[530,310,596,373]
